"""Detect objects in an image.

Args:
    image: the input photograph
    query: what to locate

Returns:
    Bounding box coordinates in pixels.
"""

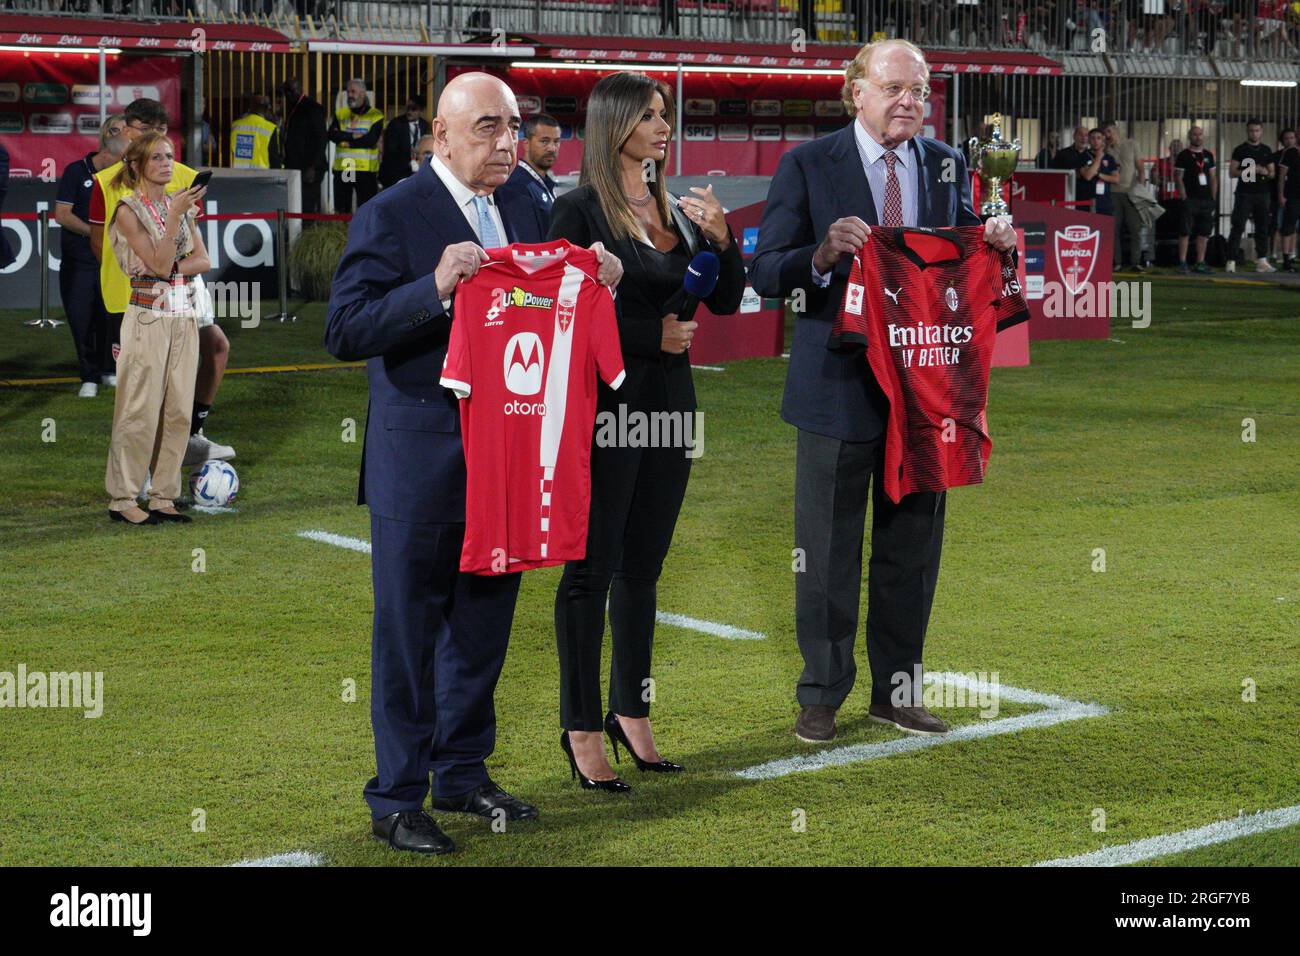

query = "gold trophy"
[968,113,1021,219]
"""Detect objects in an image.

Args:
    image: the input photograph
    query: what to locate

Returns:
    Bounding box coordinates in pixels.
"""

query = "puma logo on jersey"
[883,287,902,305]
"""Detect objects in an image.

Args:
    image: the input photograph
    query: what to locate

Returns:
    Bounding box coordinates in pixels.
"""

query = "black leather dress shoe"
[371,809,456,854]
[430,782,539,821]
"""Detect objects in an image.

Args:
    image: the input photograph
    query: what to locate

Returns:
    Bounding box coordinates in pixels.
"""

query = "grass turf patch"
[0,277,1296,866]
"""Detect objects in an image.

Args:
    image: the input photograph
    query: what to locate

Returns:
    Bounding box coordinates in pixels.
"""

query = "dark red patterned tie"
[883,150,904,227]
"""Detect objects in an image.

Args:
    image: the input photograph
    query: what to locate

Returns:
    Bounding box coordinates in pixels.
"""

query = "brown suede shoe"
[868,703,950,736]
[794,705,837,742]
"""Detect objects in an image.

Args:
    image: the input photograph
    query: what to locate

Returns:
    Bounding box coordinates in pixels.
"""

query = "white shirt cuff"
[811,262,832,288]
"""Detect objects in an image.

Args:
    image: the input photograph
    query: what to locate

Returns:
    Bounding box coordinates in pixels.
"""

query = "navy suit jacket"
[749,123,980,443]
[0,144,13,269]
[324,161,548,523]
[497,162,555,232]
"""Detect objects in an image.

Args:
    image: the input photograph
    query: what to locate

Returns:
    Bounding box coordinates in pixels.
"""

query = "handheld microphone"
[665,250,721,323]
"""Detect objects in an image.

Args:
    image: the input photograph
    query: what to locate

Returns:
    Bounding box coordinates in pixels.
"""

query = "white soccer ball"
[190,459,239,507]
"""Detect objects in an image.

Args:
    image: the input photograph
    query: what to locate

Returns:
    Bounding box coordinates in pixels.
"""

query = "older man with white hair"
[751,38,1016,745]
[326,72,622,855]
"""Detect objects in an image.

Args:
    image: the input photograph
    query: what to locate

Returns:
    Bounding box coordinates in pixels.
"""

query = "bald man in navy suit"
[325,73,622,855]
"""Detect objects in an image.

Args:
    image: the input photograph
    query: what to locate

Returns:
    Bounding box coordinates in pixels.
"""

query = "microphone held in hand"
[664,251,721,323]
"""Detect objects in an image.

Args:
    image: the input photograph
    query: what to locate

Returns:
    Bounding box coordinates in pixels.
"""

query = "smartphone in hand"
[189,169,214,191]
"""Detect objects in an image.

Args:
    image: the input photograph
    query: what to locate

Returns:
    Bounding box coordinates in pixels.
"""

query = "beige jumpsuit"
[104,193,200,512]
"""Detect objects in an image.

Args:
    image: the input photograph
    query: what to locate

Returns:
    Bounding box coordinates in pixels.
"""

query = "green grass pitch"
[0,277,1296,866]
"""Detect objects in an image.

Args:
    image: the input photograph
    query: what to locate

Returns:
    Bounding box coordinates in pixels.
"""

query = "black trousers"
[554,421,692,731]
[364,514,521,818]
[59,255,109,383]
[1228,192,1272,263]
[107,311,124,356]
[793,428,946,708]
[299,169,321,216]
[333,170,378,215]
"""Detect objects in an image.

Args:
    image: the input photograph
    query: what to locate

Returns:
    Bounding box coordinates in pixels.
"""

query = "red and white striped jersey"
[441,239,625,574]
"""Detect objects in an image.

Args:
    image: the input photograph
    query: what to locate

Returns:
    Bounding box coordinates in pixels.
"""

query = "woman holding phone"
[104,132,210,525]
[547,71,746,790]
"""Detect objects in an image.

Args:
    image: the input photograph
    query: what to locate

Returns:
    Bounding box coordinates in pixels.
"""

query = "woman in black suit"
[547,71,746,790]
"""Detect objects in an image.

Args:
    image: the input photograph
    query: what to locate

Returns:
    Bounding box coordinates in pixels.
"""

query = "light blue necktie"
[472,195,502,249]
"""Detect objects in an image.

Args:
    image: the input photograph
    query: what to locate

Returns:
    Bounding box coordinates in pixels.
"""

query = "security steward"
[229,95,281,170]
[328,78,384,212]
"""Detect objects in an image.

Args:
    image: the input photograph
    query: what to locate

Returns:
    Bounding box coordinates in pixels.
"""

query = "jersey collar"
[883,227,965,270]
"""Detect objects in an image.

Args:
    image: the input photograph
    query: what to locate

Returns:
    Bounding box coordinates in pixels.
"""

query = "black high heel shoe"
[559,731,631,793]
[604,711,684,773]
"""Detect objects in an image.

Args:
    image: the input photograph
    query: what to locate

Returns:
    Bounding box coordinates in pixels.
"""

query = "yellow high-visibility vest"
[230,112,276,169]
[96,160,197,314]
[333,106,383,173]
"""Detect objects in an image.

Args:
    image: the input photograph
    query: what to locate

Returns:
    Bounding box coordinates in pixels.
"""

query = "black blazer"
[378,116,432,187]
[547,184,746,414]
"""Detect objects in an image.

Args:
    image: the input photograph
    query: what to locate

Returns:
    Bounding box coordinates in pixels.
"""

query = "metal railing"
[6,1,1300,62]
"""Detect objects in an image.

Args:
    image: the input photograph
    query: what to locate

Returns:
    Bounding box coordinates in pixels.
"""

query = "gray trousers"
[793,429,946,708]
[1113,191,1144,267]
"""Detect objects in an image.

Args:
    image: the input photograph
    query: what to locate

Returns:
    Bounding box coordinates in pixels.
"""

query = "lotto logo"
[845,283,864,316]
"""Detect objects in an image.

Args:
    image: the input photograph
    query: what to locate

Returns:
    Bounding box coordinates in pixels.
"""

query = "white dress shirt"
[813,120,921,287]
[431,153,507,310]
[431,153,506,245]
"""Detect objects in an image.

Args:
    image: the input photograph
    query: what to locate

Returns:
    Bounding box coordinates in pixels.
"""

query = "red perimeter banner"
[454,65,947,178]
[0,52,182,180]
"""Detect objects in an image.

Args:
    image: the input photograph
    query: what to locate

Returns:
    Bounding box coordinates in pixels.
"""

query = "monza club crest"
[1054,225,1100,294]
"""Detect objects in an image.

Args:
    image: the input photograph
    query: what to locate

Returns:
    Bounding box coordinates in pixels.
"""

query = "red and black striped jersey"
[829,226,1029,503]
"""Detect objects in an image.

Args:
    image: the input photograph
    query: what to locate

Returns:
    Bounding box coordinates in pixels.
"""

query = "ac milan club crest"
[1054,225,1100,294]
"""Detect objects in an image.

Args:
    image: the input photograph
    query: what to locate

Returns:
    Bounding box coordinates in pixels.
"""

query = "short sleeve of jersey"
[440,308,472,398]
[590,287,625,390]
[990,251,1030,332]
[88,180,105,225]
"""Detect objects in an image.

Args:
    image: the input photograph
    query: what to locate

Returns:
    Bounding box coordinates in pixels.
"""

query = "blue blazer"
[497,162,555,232]
[325,161,548,523]
[0,144,13,269]
[749,123,980,443]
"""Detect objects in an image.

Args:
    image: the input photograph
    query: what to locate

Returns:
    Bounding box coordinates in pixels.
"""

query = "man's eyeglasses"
[128,121,167,133]
[861,80,931,104]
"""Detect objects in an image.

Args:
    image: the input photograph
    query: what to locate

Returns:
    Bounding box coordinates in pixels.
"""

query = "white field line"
[654,611,764,641]
[1035,805,1300,867]
[735,674,1110,781]
[191,505,237,515]
[692,364,725,372]
[298,529,372,554]
[229,850,324,867]
[297,530,765,640]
